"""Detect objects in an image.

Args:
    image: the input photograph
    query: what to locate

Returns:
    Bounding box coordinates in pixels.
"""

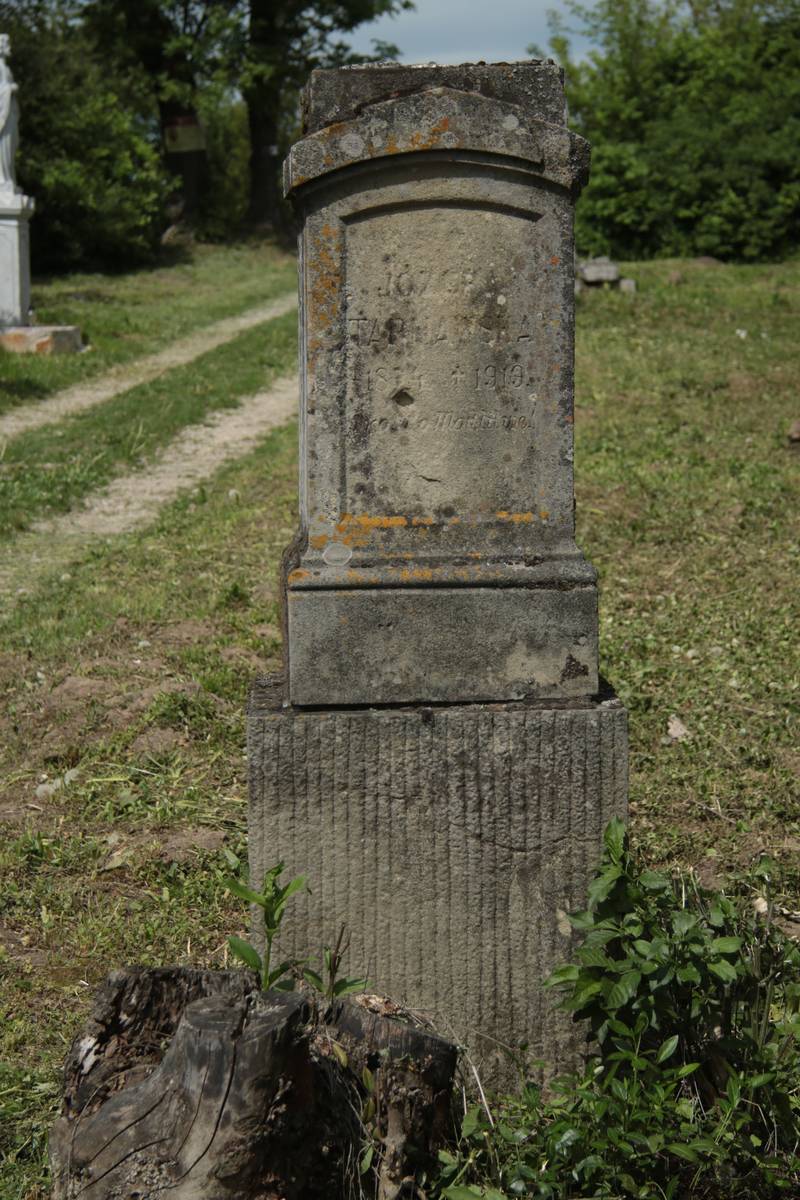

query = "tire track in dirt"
[0,292,297,441]
[0,375,298,600]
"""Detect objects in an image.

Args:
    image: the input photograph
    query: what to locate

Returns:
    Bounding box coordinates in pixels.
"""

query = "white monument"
[0,33,34,327]
[0,34,80,352]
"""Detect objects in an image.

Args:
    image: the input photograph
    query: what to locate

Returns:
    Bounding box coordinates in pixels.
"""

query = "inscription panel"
[343,204,563,521]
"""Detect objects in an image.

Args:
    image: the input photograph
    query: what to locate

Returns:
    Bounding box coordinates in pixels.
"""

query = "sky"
[346,0,593,66]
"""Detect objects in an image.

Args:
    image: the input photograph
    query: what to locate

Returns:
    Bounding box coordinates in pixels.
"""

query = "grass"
[0,250,798,1197]
[575,259,799,879]
[0,239,296,417]
[0,310,297,536]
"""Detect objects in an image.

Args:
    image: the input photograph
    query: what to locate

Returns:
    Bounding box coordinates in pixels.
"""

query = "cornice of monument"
[284,87,590,199]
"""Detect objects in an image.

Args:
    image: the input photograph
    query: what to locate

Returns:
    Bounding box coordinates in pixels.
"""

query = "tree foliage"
[538,0,800,260]
[2,0,409,268]
[1,1,168,270]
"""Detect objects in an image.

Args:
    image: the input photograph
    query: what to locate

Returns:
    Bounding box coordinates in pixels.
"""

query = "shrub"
[434,820,800,1199]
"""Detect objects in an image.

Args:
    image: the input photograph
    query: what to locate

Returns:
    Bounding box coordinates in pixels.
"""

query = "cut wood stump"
[50,966,458,1200]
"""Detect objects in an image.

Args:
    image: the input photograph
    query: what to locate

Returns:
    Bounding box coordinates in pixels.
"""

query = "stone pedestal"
[0,191,82,354]
[0,192,33,326]
[249,678,627,1077]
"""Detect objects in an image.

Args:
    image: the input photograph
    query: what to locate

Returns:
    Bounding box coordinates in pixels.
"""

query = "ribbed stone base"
[247,677,627,1081]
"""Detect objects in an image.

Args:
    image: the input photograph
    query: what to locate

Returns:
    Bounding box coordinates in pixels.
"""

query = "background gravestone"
[249,61,628,1078]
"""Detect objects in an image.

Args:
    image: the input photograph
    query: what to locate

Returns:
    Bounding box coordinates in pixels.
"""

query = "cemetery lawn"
[0,239,296,418]
[1,249,798,1197]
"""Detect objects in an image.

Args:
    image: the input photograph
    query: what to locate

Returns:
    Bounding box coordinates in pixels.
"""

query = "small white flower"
[735,328,748,339]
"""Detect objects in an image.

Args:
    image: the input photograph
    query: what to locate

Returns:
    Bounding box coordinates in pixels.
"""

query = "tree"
[535,0,800,260]
[82,0,410,234]
[0,0,167,269]
[241,0,412,232]
[82,0,243,219]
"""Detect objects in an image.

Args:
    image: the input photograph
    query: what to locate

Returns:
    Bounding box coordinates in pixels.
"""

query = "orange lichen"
[411,516,435,526]
[337,514,408,531]
[288,569,311,584]
[398,567,435,582]
[310,534,328,550]
[539,510,550,521]
[496,511,534,523]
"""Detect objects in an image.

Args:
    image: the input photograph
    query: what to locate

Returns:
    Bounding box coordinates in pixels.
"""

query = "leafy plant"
[433,819,800,1199]
[225,860,306,992]
[303,923,368,1002]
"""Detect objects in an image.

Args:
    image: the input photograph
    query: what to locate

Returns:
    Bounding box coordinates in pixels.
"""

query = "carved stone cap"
[284,84,590,199]
[301,61,568,132]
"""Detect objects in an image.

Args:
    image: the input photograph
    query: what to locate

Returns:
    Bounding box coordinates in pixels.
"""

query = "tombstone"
[0,33,81,353]
[576,254,637,294]
[249,61,628,1079]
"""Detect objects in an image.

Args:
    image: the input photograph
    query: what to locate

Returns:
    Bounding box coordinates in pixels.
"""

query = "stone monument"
[0,34,81,353]
[249,61,628,1078]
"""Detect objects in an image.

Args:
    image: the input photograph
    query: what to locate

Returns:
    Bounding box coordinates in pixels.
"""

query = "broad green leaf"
[577,946,615,969]
[545,964,580,987]
[461,1106,483,1138]
[711,936,742,954]
[606,1018,632,1037]
[330,1041,348,1068]
[568,910,596,930]
[607,970,642,1010]
[267,960,297,986]
[271,977,295,992]
[362,1066,375,1092]
[603,816,627,863]
[588,866,622,907]
[570,980,603,1010]
[639,869,670,891]
[671,910,698,936]
[708,958,737,983]
[225,878,264,908]
[748,1072,774,1088]
[676,1062,700,1078]
[656,1034,679,1063]
[677,964,701,985]
[667,1143,699,1163]
[332,976,368,996]
[281,874,308,900]
[228,936,261,972]
[359,1144,374,1175]
[303,968,324,991]
[443,1188,483,1200]
[484,1191,510,1200]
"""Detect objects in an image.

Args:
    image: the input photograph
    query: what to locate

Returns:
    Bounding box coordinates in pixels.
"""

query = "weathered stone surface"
[0,324,82,354]
[288,584,597,705]
[248,677,628,1080]
[0,194,33,327]
[281,61,597,707]
[302,61,568,133]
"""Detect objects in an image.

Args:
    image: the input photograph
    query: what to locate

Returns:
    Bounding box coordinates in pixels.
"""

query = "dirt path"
[0,292,297,442]
[0,375,298,599]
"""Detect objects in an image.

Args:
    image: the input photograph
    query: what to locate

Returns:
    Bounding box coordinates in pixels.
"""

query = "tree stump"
[50,967,458,1200]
